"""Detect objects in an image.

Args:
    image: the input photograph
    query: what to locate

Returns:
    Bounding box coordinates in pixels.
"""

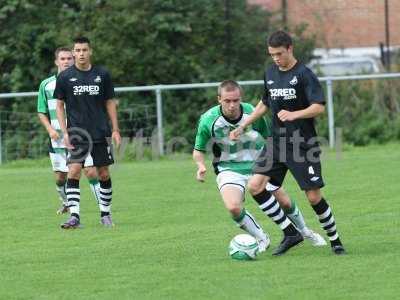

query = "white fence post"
[155,87,164,156]
[0,112,2,164]
[326,78,335,149]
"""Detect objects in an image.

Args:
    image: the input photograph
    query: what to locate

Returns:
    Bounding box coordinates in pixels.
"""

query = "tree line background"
[0,0,399,160]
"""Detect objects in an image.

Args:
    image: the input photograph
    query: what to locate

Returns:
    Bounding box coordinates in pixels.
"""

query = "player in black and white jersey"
[37,47,103,215]
[231,30,346,255]
[54,37,121,229]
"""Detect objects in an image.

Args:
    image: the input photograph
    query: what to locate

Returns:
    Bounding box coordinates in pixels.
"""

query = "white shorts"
[216,171,280,193]
[49,151,94,172]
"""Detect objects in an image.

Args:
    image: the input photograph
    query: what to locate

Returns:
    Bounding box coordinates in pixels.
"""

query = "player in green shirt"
[37,47,101,215]
[193,80,326,254]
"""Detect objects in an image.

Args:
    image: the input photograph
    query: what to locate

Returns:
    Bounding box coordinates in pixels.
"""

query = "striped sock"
[253,190,297,236]
[99,179,112,217]
[312,198,342,246]
[233,209,266,241]
[66,179,80,219]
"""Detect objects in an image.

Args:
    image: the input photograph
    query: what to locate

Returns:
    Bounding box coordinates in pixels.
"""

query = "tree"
[0,0,316,158]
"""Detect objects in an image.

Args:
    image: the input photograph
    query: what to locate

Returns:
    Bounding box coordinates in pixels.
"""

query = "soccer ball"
[229,234,259,260]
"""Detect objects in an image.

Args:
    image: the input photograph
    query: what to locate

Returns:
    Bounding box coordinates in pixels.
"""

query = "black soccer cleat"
[331,245,346,255]
[272,232,304,256]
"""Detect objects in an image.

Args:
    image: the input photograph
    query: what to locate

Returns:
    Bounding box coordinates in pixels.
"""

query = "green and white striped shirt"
[194,102,271,175]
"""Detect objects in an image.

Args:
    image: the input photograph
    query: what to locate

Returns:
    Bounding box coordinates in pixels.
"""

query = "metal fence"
[1,72,400,163]
[0,105,157,164]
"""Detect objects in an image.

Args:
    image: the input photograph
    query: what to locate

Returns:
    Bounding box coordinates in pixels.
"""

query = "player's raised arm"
[229,100,268,140]
[192,149,207,182]
[106,99,121,148]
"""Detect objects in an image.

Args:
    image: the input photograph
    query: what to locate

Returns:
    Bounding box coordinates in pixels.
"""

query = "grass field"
[1,144,399,300]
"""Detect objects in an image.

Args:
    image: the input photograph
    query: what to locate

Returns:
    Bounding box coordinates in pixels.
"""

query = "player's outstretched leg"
[252,189,303,256]
[219,182,270,253]
[233,209,270,253]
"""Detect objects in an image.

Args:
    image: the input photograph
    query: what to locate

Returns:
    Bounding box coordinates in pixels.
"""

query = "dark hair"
[73,36,91,46]
[218,80,243,96]
[268,30,293,49]
[54,47,71,59]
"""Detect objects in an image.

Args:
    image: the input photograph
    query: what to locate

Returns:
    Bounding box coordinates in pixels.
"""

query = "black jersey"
[262,62,325,149]
[54,65,115,143]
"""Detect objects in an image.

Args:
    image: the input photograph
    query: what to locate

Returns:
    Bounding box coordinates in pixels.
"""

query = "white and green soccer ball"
[229,234,259,260]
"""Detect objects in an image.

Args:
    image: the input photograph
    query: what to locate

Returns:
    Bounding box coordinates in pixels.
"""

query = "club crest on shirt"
[94,76,101,83]
[289,76,298,85]
[267,80,274,85]
[69,77,78,82]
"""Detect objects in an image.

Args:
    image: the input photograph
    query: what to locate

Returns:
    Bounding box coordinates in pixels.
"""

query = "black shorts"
[253,144,325,191]
[67,142,114,167]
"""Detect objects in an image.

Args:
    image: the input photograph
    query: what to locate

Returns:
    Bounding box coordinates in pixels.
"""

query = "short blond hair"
[54,47,72,59]
[218,80,243,96]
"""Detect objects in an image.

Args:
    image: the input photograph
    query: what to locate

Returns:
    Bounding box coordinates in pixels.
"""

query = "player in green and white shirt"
[193,80,326,254]
[37,47,101,215]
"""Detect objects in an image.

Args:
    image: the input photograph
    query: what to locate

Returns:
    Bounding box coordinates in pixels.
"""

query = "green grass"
[1,144,399,300]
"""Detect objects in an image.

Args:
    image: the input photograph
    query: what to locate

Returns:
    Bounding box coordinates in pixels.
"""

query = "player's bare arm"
[192,149,207,182]
[229,100,268,140]
[56,99,73,149]
[38,113,59,140]
[277,103,325,122]
[106,99,121,148]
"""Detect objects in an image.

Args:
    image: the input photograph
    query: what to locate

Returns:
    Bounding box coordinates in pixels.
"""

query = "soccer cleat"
[56,204,69,215]
[272,231,304,256]
[331,245,346,255]
[60,216,80,229]
[257,234,271,253]
[100,215,114,228]
[301,228,327,247]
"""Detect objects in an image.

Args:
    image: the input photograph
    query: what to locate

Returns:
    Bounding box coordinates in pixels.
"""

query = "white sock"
[286,200,307,231]
[88,180,101,204]
[235,209,266,241]
[56,184,67,205]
